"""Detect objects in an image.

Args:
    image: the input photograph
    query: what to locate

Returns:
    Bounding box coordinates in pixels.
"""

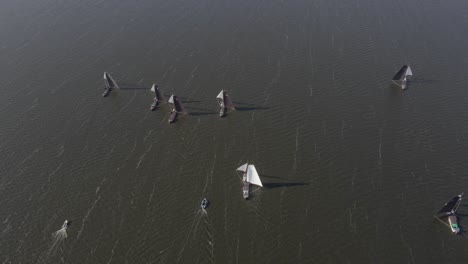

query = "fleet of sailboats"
[236,163,263,199]
[392,65,413,90]
[97,69,468,234]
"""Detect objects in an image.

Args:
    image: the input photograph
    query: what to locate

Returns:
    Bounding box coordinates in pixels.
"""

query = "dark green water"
[1,0,468,263]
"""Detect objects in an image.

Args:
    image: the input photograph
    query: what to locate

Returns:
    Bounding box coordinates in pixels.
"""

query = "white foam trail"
[47,227,67,256]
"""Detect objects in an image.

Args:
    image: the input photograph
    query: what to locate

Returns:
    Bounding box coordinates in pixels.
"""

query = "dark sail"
[169,95,185,113]
[392,65,409,82]
[224,94,235,110]
[437,194,463,217]
[216,90,235,117]
[392,65,412,89]
[174,98,186,113]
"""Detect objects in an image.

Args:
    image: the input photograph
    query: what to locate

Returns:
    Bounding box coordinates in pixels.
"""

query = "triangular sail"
[246,165,263,187]
[216,90,225,107]
[237,163,248,172]
[168,95,175,111]
[174,97,186,113]
[437,194,463,217]
[104,72,120,89]
[224,94,235,110]
[406,66,413,77]
[168,95,185,113]
[216,90,224,100]
[392,65,409,82]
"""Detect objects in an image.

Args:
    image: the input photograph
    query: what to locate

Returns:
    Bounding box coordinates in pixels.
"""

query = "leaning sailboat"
[102,72,119,97]
[216,90,235,117]
[168,94,187,123]
[434,193,463,234]
[391,65,413,90]
[150,84,165,111]
[236,163,263,199]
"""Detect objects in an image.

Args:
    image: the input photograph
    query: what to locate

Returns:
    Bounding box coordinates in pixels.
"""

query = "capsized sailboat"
[236,163,263,199]
[102,72,119,97]
[392,65,413,90]
[150,84,165,111]
[216,90,235,117]
[168,94,187,123]
[435,193,463,234]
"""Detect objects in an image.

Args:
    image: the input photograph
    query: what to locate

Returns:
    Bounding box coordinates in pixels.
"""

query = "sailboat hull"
[150,99,159,111]
[169,111,177,123]
[102,88,111,97]
[219,107,226,117]
[448,215,460,234]
[243,181,250,199]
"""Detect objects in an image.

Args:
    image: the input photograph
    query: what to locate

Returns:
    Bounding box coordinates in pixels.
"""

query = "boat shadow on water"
[263,182,309,189]
[117,83,151,90]
[407,78,439,84]
[183,106,218,116]
[232,101,270,111]
[260,174,309,189]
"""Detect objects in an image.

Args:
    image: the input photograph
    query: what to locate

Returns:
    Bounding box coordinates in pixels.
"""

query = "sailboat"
[102,72,119,97]
[434,193,463,234]
[150,84,165,111]
[236,163,263,199]
[392,65,413,90]
[168,94,187,123]
[216,90,235,117]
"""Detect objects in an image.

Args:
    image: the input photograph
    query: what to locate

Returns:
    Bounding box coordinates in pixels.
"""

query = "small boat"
[216,90,235,117]
[150,84,165,111]
[168,94,187,123]
[201,198,209,209]
[236,163,263,200]
[391,65,413,90]
[102,72,119,97]
[435,193,463,234]
[62,220,69,229]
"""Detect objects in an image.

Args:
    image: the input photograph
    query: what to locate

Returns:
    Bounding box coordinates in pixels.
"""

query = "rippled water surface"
[1,0,468,263]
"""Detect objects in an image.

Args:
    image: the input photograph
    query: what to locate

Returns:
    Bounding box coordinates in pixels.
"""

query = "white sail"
[236,163,248,172]
[103,72,108,80]
[151,84,156,92]
[216,90,224,100]
[406,66,413,77]
[168,95,174,104]
[247,165,263,187]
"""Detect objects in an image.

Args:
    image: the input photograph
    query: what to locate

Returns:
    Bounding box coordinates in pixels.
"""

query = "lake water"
[1,0,468,263]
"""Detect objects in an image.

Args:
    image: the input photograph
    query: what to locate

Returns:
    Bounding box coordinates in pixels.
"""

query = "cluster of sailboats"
[103,68,467,235]
[104,64,413,102]
[102,72,236,123]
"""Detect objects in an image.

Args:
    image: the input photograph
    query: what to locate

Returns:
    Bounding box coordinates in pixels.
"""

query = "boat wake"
[47,225,68,256]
